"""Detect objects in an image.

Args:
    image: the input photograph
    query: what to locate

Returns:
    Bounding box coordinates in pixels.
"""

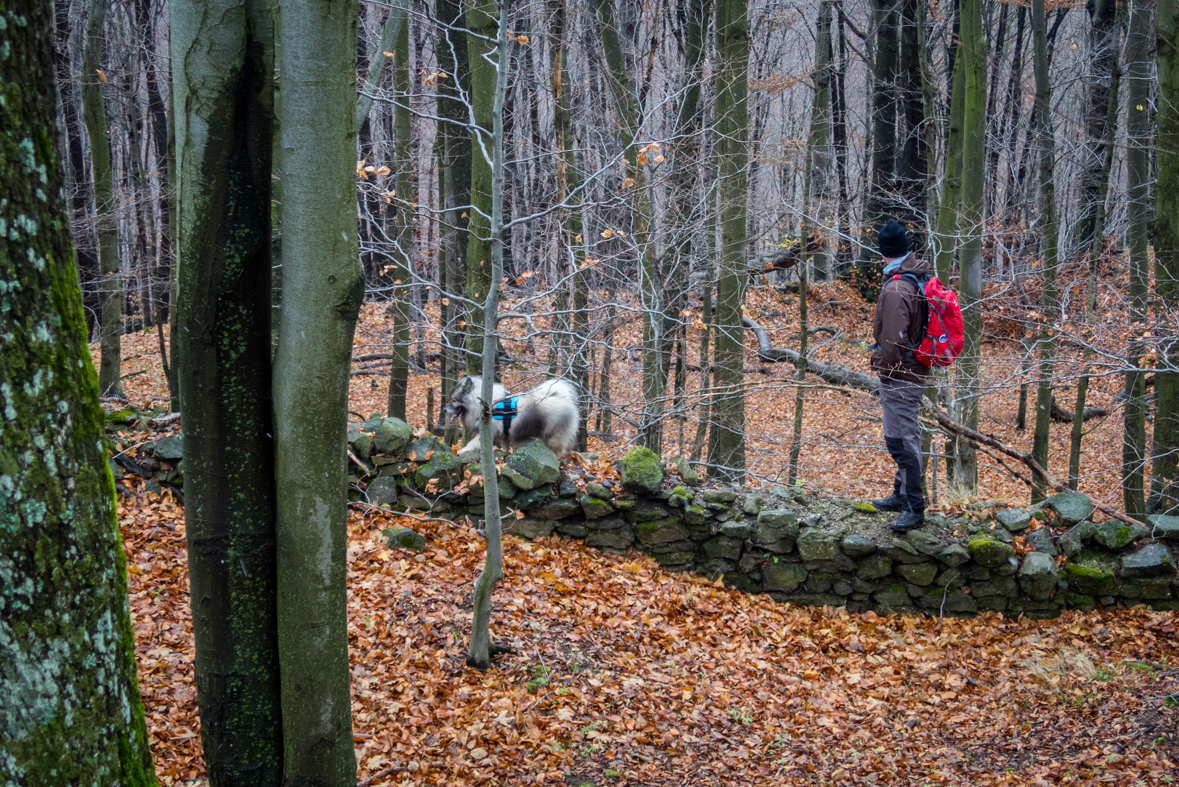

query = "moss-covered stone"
[578,495,614,520]
[1092,520,1149,550]
[621,446,664,493]
[856,554,893,581]
[373,417,413,455]
[763,560,808,592]
[1042,491,1094,525]
[895,561,937,586]
[797,528,840,561]
[723,572,762,593]
[365,476,400,506]
[1118,577,1174,600]
[505,517,556,540]
[501,440,561,490]
[753,509,798,552]
[584,482,613,500]
[527,498,580,520]
[1017,552,1059,601]
[414,449,463,491]
[1120,543,1176,578]
[968,537,1016,568]
[635,518,688,545]
[586,527,634,550]
[841,534,877,557]
[381,527,427,551]
[1062,563,1119,596]
[683,504,709,526]
[995,507,1031,531]
[970,576,1019,599]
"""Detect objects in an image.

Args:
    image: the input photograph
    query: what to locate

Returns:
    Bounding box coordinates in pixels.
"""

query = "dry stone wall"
[109,408,1179,619]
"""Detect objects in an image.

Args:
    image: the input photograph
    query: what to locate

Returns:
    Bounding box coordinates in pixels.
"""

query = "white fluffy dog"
[442,375,579,458]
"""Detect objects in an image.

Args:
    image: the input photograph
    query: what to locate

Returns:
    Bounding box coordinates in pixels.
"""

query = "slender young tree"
[82,0,123,397]
[273,0,361,782]
[170,0,283,781]
[708,0,748,485]
[1030,0,1059,502]
[1152,0,1179,513]
[464,0,499,370]
[467,0,511,671]
[954,0,986,492]
[1,0,155,777]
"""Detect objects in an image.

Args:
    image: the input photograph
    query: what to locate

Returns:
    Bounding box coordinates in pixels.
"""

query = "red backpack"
[894,273,964,368]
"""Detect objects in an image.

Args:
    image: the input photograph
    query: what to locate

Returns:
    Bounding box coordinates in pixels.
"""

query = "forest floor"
[107,275,1177,785]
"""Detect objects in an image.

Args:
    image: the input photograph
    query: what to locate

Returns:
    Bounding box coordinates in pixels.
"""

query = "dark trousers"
[880,379,925,512]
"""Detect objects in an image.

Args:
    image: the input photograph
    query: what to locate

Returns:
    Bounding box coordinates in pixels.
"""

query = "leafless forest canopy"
[56,0,1179,511]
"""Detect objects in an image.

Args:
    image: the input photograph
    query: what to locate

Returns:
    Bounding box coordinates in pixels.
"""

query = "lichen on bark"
[0,0,155,781]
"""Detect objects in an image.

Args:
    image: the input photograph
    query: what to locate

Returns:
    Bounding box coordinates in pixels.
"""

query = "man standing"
[870,219,930,532]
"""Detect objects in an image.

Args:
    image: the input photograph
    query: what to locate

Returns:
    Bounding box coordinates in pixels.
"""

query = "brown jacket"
[871,254,931,385]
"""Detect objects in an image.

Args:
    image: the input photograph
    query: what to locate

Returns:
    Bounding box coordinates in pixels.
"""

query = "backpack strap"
[492,396,519,435]
[896,273,930,354]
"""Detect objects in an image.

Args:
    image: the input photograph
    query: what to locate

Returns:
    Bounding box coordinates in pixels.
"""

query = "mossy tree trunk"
[1151,0,1179,513]
[82,0,123,397]
[1029,0,1058,503]
[170,0,283,781]
[273,0,362,782]
[708,0,748,485]
[0,0,155,779]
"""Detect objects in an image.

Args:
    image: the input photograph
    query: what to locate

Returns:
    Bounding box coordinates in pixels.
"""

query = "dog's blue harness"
[492,397,519,434]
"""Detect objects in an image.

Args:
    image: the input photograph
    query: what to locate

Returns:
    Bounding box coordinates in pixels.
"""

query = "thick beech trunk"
[1,0,155,778]
[273,1,361,783]
[170,0,283,781]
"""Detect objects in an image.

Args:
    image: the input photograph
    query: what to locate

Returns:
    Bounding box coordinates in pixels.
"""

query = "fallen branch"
[924,404,1141,528]
[1049,396,1108,423]
[743,317,879,392]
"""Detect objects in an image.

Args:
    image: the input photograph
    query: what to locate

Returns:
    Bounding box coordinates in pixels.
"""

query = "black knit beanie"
[878,219,909,258]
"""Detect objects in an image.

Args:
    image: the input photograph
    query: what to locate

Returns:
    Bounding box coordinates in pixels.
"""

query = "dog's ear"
[459,376,473,397]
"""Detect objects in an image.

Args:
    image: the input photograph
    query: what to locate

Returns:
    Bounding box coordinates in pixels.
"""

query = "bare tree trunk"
[1152,0,1179,513]
[1123,0,1152,517]
[954,0,986,492]
[387,0,412,419]
[273,0,361,781]
[708,0,748,485]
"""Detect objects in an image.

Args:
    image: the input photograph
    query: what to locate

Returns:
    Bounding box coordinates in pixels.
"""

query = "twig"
[357,765,408,787]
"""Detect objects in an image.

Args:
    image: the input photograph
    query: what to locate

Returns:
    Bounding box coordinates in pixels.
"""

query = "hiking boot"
[871,492,905,512]
[889,509,925,532]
